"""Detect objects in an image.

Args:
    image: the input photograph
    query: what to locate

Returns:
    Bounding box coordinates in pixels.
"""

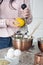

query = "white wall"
[28,0,43,40]
[30,0,43,18]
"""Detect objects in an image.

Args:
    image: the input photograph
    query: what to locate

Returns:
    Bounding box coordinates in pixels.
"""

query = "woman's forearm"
[6,19,14,27]
[6,19,19,28]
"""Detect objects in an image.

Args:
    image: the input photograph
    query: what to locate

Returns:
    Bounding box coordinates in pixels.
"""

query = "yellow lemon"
[15,18,25,27]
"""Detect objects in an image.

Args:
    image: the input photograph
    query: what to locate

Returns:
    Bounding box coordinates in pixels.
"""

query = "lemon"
[15,18,25,27]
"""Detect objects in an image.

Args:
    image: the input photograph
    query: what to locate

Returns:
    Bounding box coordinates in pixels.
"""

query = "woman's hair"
[0,0,3,4]
[9,0,14,3]
[9,0,16,10]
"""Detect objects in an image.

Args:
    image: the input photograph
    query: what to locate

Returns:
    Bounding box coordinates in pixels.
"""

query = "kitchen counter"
[0,43,40,65]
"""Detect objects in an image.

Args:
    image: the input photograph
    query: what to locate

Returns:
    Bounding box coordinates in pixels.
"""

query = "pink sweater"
[0,0,32,37]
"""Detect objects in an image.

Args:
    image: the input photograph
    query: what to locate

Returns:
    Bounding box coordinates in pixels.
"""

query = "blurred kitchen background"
[28,0,43,43]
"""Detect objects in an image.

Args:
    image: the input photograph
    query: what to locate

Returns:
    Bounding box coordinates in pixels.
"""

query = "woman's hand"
[6,19,20,28]
[20,8,30,19]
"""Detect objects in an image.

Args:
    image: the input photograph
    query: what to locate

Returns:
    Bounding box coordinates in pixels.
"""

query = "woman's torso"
[0,0,30,37]
[1,0,30,18]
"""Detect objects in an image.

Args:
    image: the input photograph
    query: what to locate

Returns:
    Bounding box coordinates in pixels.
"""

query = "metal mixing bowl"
[12,34,33,51]
[38,38,43,52]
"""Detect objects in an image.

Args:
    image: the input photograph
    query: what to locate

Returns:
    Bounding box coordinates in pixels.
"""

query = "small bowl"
[34,53,43,65]
[0,58,10,65]
[38,37,43,52]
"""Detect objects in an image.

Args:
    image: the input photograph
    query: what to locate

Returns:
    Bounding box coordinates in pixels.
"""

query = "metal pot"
[38,38,43,52]
[12,34,33,51]
[34,53,43,65]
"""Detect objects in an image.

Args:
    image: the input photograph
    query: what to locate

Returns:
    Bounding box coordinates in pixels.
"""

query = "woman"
[0,0,32,49]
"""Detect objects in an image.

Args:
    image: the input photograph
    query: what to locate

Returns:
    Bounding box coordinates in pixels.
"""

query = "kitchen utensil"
[12,34,33,51]
[21,3,27,10]
[29,22,41,38]
[38,37,43,52]
[34,53,43,65]
[21,2,27,25]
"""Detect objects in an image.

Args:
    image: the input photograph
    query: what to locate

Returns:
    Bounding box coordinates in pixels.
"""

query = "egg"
[7,48,14,58]
[14,49,21,56]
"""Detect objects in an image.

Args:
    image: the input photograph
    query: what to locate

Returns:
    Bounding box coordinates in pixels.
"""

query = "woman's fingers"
[20,7,30,18]
[13,20,20,27]
[6,19,20,28]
